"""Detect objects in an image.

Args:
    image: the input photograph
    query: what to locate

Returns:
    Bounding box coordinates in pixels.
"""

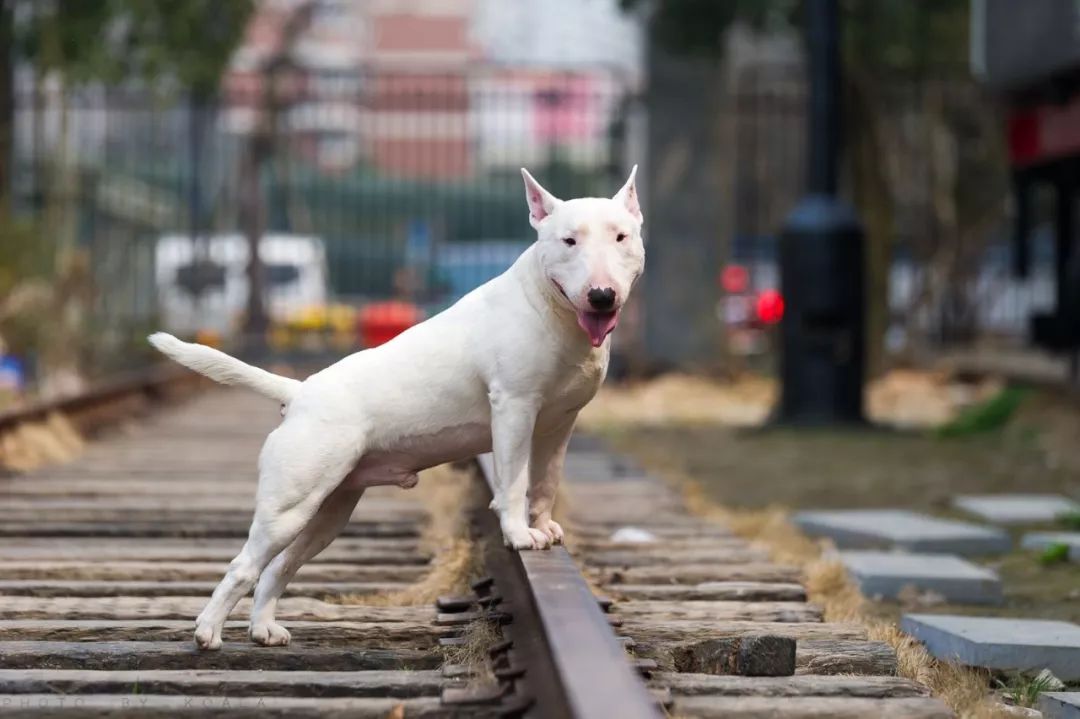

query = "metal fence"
[7,60,1043,385]
[10,69,632,377]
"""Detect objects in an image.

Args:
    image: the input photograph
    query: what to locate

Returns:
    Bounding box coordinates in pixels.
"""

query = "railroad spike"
[487,638,514,658]
[493,663,527,681]
[441,684,509,706]
[471,576,495,595]
[436,594,478,613]
[496,693,535,718]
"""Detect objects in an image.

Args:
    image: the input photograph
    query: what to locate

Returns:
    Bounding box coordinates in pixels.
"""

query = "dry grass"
[441,616,502,685]
[580,370,1002,431]
[675,480,1008,718]
[0,412,84,471]
[580,373,775,428]
[338,463,484,607]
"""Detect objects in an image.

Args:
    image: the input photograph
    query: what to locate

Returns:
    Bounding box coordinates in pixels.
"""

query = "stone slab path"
[953,494,1080,525]
[1021,532,1080,562]
[793,510,1011,556]
[900,614,1080,681]
[837,551,1002,605]
[1040,692,1080,719]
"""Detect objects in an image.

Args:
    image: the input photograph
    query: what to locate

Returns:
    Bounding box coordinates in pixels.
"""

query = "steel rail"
[0,365,201,433]
[475,453,661,719]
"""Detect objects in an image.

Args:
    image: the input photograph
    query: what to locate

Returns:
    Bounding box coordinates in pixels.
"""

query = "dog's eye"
[563,237,576,247]
[616,233,626,243]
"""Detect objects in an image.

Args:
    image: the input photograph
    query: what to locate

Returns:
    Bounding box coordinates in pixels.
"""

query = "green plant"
[1058,511,1080,531]
[995,671,1058,707]
[935,387,1029,439]
[1038,543,1071,566]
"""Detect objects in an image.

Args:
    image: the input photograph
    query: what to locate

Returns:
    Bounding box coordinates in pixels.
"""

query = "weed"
[995,671,1059,707]
[1039,543,1071,566]
[935,387,1029,439]
[1058,511,1080,531]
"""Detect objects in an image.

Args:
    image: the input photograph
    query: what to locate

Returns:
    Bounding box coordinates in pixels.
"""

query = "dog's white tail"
[148,333,301,404]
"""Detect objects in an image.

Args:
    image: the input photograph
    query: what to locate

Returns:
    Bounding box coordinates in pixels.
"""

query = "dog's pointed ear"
[613,164,642,222]
[521,168,561,229]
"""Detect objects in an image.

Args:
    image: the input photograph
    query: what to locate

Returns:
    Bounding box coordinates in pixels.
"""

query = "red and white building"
[221,0,639,179]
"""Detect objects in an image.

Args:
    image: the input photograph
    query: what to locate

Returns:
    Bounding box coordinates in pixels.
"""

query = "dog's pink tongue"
[577,310,619,347]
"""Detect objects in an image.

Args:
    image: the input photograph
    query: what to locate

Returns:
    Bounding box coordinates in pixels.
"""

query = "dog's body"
[149,167,644,650]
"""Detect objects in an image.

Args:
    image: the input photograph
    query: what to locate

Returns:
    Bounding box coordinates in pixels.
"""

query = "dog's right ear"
[521,168,562,230]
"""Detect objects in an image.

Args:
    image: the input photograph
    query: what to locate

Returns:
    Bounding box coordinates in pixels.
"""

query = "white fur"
[150,167,645,650]
[148,333,301,404]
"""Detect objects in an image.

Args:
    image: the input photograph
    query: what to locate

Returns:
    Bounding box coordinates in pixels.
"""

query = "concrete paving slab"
[953,494,1080,525]
[1021,532,1080,562]
[839,551,1002,604]
[901,614,1080,681]
[1040,692,1080,719]
[793,510,1011,556]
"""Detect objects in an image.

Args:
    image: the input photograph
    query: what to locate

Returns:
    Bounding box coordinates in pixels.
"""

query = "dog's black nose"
[587,287,617,311]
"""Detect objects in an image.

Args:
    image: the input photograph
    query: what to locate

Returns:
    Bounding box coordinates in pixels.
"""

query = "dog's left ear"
[521,168,562,230]
[613,164,642,223]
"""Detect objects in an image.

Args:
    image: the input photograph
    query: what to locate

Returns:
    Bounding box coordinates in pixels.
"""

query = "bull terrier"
[149,166,645,650]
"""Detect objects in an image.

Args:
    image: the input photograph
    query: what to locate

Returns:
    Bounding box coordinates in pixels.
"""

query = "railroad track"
[0,373,952,718]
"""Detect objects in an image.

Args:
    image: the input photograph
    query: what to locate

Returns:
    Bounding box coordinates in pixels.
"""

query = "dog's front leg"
[528,415,575,544]
[490,389,550,550]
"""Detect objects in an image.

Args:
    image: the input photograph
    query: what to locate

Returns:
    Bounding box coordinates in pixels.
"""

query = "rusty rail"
[0,365,203,435]
[471,453,662,719]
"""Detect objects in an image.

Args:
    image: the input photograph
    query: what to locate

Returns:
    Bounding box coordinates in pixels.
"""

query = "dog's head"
[521,166,645,347]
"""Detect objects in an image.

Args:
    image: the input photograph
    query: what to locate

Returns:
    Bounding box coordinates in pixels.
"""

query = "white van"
[155,233,329,337]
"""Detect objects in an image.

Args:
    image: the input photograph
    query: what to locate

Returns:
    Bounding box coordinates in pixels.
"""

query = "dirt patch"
[594,421,1077,512]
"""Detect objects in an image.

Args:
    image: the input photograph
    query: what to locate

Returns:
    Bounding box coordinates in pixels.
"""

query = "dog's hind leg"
[248,482,364,646]
[193,426,362,650]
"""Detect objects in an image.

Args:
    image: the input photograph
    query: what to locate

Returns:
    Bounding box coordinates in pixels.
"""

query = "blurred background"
[0,0,1074,411]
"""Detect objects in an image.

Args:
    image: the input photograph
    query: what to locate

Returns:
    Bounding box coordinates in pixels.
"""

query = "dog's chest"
[543,351,608,414]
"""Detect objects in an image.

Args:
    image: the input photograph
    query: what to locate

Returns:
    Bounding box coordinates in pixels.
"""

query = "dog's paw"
[250,621,291,647]
[502,522,551,550]
[194,622,223,651]
[533,517,564,544]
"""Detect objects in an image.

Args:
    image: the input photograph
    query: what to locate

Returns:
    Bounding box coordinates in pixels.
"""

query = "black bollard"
[777,0,867,425]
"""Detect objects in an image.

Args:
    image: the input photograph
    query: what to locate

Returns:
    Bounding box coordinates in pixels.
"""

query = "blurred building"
[220,0,641,179]
[972,0,1080,364]
[8,0,645,353]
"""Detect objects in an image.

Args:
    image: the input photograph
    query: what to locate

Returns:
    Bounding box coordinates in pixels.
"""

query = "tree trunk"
[239,0,314,349]
[845,71,892,379]
[240,139,269,344]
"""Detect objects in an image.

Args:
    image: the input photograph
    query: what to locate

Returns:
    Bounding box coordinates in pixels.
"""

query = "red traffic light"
[756,289,784,325]
[719,265,749,294]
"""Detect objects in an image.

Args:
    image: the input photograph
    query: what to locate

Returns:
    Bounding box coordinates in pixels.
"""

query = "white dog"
[149,166,645,650]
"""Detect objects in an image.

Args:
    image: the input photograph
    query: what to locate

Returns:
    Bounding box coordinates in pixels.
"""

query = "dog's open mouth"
[551,279,619,347]
[576,310,619,347]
